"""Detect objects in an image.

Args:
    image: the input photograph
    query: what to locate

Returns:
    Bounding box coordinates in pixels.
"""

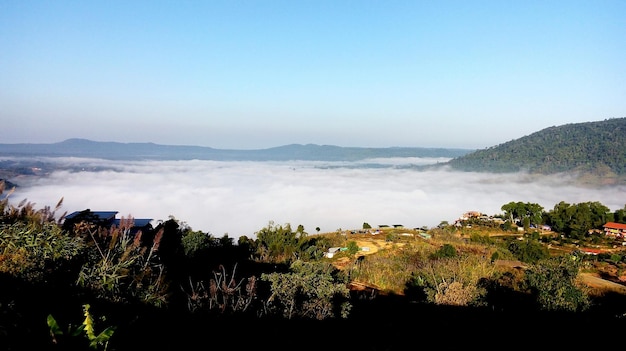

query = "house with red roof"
[603,222,626,239]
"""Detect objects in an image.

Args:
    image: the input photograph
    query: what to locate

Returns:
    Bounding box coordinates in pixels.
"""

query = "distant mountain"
[442,117,626,185]
[4,118,623,185]
[0,138,473,161]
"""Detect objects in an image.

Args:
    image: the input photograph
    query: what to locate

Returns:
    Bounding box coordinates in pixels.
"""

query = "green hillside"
[444,117,626,184]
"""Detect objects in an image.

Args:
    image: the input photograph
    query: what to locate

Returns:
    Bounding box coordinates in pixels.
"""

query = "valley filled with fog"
[7,157,626,240]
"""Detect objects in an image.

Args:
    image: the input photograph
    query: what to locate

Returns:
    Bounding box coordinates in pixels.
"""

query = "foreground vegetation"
[1,181,626,350]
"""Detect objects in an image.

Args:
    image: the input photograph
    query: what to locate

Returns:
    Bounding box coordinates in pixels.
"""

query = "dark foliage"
[4,271,626,351]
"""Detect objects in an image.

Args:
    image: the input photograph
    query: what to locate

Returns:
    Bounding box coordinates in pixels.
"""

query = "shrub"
[470,233,494,245]
[507,239,550,264]
[430,243,457,259]
[525,253,590,312]
[48,304,116,351]
[0,222,84,282]
[76,223,169,307]
[181,230,214,257]
[408,255,496,306]
[181,263,258,315]
[261,260,351,320]
[346,241,359,255]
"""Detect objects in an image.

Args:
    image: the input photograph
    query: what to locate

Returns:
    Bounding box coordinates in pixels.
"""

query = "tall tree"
[254,221,298,264]
[614,205,626,223]
[547,201,611,239]
[501,201,544,228]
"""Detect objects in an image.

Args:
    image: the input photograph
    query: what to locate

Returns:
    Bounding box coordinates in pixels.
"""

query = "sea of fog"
[6,156,626,240]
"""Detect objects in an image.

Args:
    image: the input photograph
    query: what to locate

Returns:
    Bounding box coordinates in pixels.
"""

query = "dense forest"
[2,179,626,350]
[443,117,626,184]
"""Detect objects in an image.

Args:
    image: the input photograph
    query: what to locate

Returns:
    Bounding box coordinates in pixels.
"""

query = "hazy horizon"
[5,157,625,240]
[0,137,477,151]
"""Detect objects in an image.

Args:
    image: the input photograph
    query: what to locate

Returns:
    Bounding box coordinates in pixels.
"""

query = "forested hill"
[443,117,626,183]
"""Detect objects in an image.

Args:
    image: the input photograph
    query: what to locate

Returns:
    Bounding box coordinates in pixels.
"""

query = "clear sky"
[2,0,625,150]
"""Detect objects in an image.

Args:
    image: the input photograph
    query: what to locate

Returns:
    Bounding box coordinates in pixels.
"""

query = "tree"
[613,205,626,223]
[181,230,214,257]
[548,201,612,239]
[430,244,457,259]
[218,234,234,247]
[254,221,298,264]
[525,253,590,312]
[507,239,549,264]
[362,222,371,229]
[566,202,602,238]
[296,224,307,238]
[526,202,544,227]
[614,205,626,223]
[501,201,544,228]
[501,201,520,223]
[547,201,573,234]
[152,217,186,265]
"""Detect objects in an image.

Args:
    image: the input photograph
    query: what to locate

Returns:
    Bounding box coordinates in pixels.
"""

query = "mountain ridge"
[0,138,473,161]
[2,117,625,185]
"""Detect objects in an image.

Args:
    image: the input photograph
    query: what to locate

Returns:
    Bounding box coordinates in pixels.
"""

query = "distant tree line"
[496,200,626,239]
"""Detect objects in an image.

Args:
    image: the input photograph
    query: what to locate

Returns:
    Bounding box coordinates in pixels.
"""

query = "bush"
[470,233,494,245]
[507,239,550,264]
[525,254,590,312]
[261,260,351,320]
[346,241,359,255]
[407,255,495,306]
[430,243,457,259]
[76,225,169,307]
[0,222,84,282]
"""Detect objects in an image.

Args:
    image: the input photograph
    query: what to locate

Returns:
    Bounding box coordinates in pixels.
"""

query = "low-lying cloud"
[7,157,626,240]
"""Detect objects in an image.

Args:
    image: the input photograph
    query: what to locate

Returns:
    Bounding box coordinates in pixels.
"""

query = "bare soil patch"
[332,235,403,269]
[580,272,626,294]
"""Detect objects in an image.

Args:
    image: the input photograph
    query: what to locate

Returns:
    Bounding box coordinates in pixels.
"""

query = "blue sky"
[2,0,625,149]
